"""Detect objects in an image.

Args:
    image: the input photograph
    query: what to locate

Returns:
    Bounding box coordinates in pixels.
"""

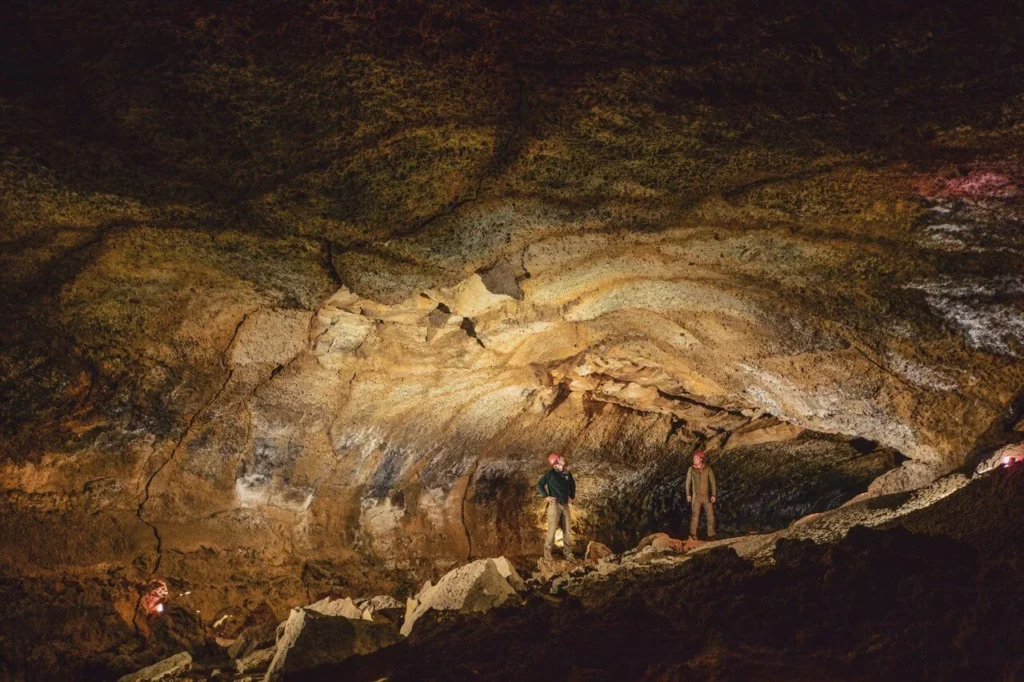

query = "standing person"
[535,453,576,560]
[686,451,717,540]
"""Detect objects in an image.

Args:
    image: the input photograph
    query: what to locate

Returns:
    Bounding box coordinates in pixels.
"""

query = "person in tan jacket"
[686,450,717,540]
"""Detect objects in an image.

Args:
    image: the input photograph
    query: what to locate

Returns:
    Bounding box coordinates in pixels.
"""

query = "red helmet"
[693,450,706,460]
[547,453,561,465]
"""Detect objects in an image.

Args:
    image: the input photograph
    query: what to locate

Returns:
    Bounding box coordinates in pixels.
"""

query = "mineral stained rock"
[2,1,1024,679]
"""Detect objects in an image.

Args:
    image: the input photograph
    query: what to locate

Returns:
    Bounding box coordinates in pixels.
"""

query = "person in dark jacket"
[535,452,576,560]
[686,450,717,540]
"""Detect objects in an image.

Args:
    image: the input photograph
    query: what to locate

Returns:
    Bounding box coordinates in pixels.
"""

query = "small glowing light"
[155,603,164,613]
[1004,456,1015,467]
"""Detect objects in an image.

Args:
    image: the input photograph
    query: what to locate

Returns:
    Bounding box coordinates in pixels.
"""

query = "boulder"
[228,621,279,660]
[400,558,522,637]
[651,535,687,553]
[356,595,404,614]
[636,533,670,551]
[264,607,400,681]
[533,557,574,582]
[585,541,613,561]
[357,595,406,626]
[490,556,527,591]
[236,647,275,676]
[306,596,371,621]
[117,652,192,682]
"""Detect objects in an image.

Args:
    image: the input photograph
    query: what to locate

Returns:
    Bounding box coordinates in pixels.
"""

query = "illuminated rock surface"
[1,1,1023,678]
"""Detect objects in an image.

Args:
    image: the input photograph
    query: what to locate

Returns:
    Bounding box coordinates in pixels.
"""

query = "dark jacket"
[535,469,576,504]
[686,465,717,499]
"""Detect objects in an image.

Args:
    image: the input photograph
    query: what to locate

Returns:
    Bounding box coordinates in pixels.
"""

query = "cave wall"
[2,1,1024,677]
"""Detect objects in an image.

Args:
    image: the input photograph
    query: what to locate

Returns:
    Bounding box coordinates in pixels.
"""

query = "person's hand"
[711,496,716,503]
[545,496,556,503]
[686,496,692,503]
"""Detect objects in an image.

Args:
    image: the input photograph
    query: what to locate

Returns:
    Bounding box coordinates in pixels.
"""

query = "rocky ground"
[33,457,1018,681]
[301,464,1024,682]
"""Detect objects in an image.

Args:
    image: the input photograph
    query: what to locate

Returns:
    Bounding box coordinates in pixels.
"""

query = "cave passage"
[2,0,1024,680]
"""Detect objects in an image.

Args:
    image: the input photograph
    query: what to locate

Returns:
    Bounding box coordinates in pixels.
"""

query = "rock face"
[2,1,1024,679]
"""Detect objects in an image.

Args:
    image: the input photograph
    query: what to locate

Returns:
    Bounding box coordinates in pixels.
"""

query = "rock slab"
[400,557,523,636]
[264,607,399,680]
[117,652,192,682]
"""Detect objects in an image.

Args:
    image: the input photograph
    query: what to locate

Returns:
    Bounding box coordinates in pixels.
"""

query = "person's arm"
[569,473,576,501]
[685,468,693,501]
[535,472,549,498]
[710,468,717,501]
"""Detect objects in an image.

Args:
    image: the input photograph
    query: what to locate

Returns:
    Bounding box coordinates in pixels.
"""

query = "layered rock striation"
[2,1,1024,678]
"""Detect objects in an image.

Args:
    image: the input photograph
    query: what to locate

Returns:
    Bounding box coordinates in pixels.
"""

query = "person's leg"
[561,504,573,559]
[690,497,702,538]
[544,501,559,559]
[704,499,716,538]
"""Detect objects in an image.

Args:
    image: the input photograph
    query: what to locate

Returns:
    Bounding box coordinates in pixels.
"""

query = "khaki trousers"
[690,496,715,538]
[545,500,573,557]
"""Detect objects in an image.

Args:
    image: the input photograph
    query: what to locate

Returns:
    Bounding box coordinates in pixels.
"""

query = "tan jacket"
[686,465,717,499]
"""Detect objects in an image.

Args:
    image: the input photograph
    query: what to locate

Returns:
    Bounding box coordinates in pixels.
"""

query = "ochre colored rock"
[636,533,671,552]
[585,541,614,561]
[724,423,805,451]
[117,652,191,682]
[651,535,688,553]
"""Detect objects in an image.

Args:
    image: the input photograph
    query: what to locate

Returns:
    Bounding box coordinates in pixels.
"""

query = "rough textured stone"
[228,621,279,661]
[117,652,191,682]
[306,596,371,621]
[265,608,399,681]
[651,535,688,553]
[236,648,275,676]
[635,533,671,552]
[585,541,614,561]
[3,2,1024,678]
[401,558,521,637]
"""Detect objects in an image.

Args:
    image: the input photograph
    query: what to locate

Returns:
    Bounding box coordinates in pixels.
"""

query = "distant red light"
[141,579,169,616]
